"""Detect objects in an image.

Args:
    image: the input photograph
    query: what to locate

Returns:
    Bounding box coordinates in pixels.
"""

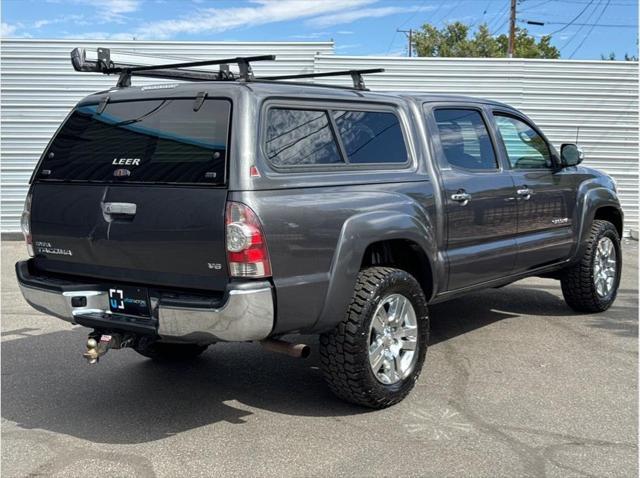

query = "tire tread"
[319,267,428,408]
[561,219,620,313]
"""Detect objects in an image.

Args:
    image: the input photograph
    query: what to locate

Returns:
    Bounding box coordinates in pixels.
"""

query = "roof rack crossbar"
[261,68,384,90]
[119,54,273,76]
[115,67,235,87]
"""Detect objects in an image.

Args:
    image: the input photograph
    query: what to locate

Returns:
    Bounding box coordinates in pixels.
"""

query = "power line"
[434,0,465,25]
[569,0,612,57]
[469,0,492,28]
[520,0,556,12]
[423,1,447,27]
[385,30,400,55]
[491,12,512,35]
[488,2,510,33]
[551,0,634,4]
[387,0,445,55]
[553,21,634,26]
[559,0,603,50]
[548,0,595,34]
[397,0,428,29]
[488,2,509,29]
[523,19,636,27]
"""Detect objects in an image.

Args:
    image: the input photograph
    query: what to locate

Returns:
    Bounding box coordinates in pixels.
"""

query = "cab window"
[433,109,498,170]
[494,114,552,169]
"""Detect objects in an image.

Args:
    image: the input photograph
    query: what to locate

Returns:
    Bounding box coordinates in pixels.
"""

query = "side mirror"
[561,143,584,167]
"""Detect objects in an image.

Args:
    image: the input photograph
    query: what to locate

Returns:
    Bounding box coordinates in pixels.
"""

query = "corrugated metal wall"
[1,40,638,234]
[0,39,333,232]
[314,55,639,233]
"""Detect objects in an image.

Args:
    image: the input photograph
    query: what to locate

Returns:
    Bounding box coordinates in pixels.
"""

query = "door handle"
[516,188,532,200]
[451,192,471,205]
[102,202,137,215]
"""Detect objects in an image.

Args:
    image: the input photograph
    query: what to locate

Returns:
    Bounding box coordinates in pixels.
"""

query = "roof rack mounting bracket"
[350,71,368,90]
[237,58,254,81]
[117,70,132,88]
[219,64,232,80]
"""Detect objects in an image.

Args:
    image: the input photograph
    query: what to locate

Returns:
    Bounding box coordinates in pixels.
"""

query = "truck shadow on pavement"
[430,282,637,342]
[1,283,635,444]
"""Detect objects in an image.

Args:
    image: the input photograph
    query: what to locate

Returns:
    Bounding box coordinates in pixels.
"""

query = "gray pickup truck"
[16,50,623,408]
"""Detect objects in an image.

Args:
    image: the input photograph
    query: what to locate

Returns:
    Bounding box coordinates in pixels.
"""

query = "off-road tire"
[561,219,621,313]
[319,267,429,409]
[134,341,209,361]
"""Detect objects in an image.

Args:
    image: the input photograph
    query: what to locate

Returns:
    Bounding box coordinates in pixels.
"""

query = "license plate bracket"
[108,286,150,317]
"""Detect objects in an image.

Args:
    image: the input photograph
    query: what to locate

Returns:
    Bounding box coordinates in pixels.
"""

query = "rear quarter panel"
[232,182,437,334]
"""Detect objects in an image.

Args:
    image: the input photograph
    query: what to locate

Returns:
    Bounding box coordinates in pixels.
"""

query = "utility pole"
[397,28,414,57]
[507,0,517,58]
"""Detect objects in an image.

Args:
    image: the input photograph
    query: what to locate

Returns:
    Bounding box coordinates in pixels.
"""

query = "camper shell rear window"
[35,98,231,185]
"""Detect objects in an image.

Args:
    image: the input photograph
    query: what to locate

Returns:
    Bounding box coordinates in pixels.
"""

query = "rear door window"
[36,98,231,184]
[434,109,498,170]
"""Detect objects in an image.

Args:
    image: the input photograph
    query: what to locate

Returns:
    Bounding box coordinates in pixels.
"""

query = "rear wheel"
[133,341,209,362]
[319,267,429,409]
[561,219,621,312]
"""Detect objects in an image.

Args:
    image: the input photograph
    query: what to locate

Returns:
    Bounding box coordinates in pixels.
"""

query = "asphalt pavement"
[1,239,637,477]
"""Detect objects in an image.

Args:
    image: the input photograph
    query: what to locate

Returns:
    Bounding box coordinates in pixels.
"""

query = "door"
[429,107,518,291]
[29,96,232,291]
[492,113,577,271]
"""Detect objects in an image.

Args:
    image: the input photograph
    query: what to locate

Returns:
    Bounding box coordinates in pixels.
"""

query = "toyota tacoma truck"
[16,49,623,408]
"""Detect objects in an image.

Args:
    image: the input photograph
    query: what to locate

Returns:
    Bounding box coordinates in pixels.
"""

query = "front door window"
[494,114,552,169]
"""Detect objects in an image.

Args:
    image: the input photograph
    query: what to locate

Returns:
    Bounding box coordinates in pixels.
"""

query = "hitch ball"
[82,332,134,364]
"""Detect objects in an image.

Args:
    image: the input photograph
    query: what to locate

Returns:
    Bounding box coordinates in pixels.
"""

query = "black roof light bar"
[70,47,384,90]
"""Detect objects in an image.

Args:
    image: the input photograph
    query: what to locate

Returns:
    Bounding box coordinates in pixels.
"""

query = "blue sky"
[1,0,638,59]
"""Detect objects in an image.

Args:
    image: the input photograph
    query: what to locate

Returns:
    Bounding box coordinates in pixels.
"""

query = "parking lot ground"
[1,239,637,478]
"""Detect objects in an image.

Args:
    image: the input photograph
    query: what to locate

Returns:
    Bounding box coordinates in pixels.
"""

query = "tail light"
[225,201,271,278]
[21,193,34,257]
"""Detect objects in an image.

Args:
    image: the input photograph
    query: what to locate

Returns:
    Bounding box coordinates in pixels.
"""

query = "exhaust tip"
[260,339,310,359]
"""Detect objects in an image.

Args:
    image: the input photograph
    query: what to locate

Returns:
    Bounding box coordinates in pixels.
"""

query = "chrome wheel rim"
[368,293,419,385]
[594,237,617,298]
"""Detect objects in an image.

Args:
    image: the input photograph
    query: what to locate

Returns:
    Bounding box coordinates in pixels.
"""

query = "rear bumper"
[15,260,274,343]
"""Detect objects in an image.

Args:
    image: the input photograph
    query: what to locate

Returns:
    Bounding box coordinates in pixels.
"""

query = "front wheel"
[561,219,622,313]
[319,267,429,409]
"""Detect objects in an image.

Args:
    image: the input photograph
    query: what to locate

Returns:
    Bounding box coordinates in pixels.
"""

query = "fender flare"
[312,209,438,332]
[572,182,623,259]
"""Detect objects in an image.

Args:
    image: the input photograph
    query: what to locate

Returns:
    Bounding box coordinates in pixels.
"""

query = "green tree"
[413,22,560,59]
[470,24,502,57]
